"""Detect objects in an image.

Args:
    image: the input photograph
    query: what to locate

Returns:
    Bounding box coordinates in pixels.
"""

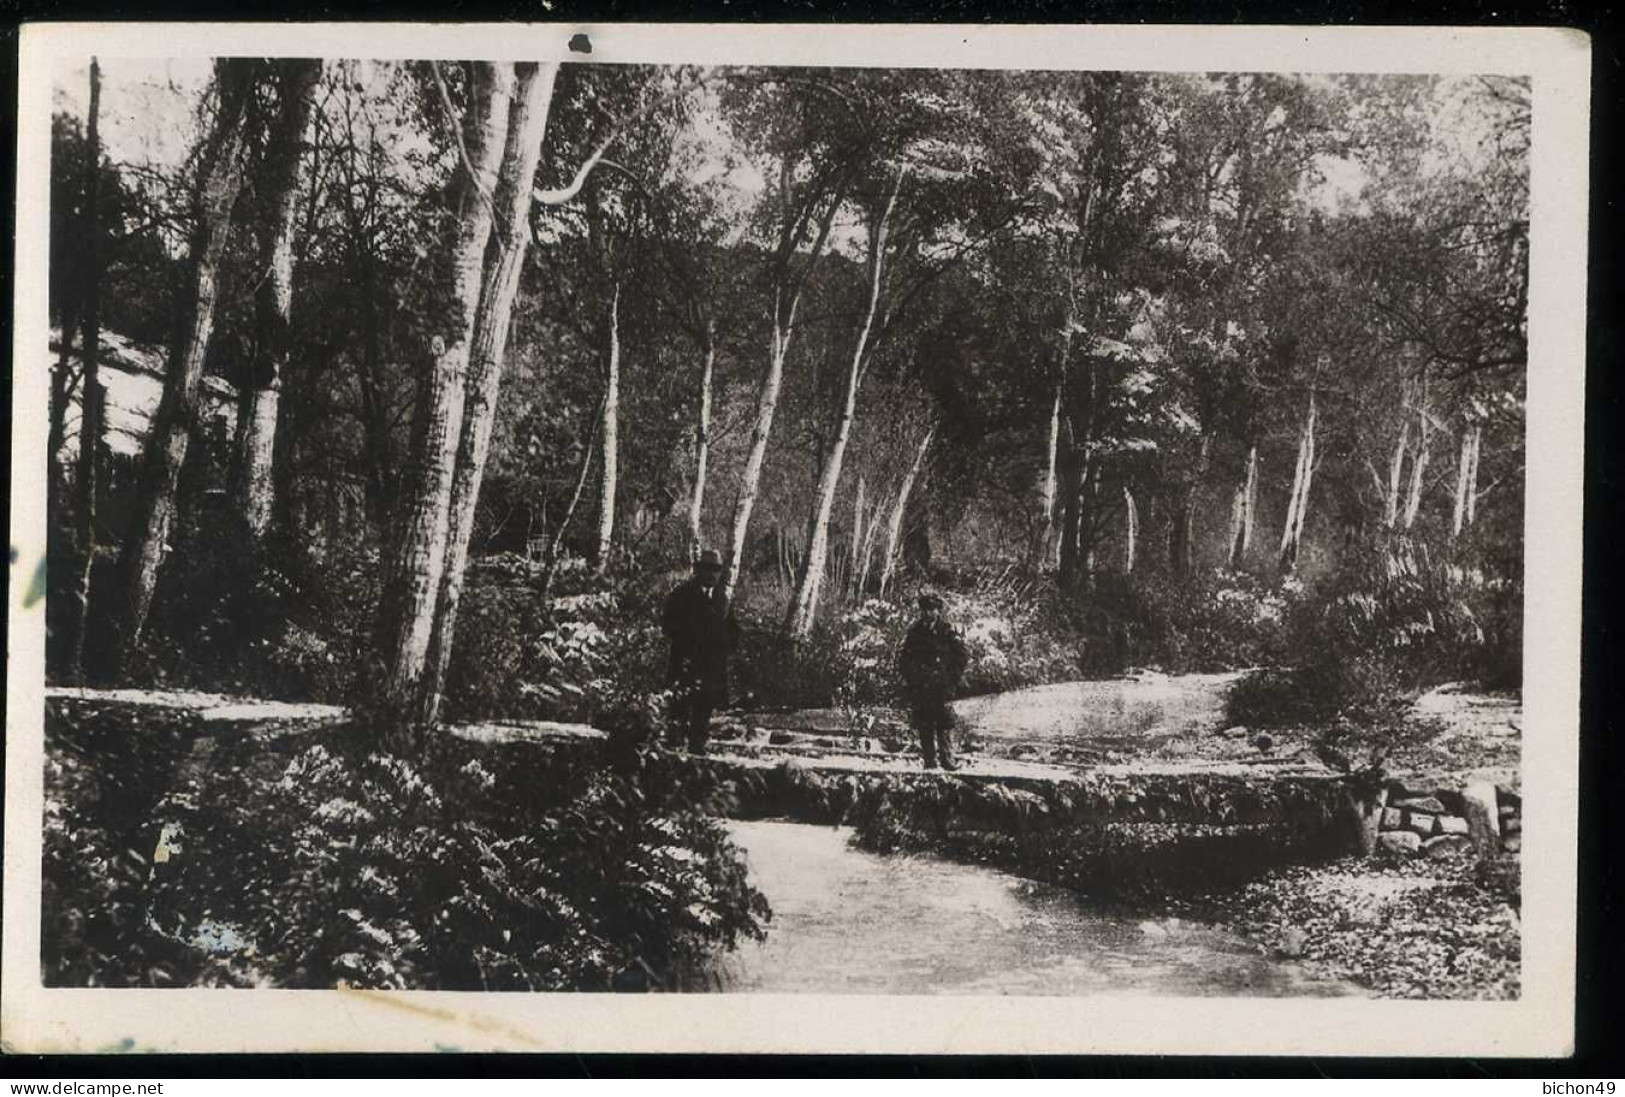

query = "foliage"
[41,701,200,987]
[440,554,672,725]
[1084,568,1296,676]
[43,703,770,990]
[1226,536,1520,743]
[120,499,377,704]
[49,65,1527,718]
[732,569,1082,714]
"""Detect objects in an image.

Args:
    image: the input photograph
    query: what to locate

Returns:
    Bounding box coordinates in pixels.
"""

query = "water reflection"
[704,820,1355,997]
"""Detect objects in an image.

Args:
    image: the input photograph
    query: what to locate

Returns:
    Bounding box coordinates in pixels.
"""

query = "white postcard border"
[4,21,1591,1056]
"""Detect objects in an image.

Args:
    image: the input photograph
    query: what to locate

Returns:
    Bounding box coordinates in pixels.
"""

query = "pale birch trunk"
[1403,396,1431,530]
[1294,399,1317,550]
[105,59,256,678]
[787,171,901,638]
[540,404,600,600]
[49,324,76,474]
[879,425,934,596]
[725,333,788,601]
[723,160,846,601]
[65,58,102,681]
[1452,421,1484,537]
[1464,424,1482,528]
[1227,445,1258,566]
[1172,434,1210,575]
[421,61,556,726]
[1123,486,1138,574]
[1451,424,1471,538]
[856,485,885,600]
[687,317,715,559]
[367,61,511,747]
[232,60,321,538]
[1278,396,1317,570]
[594,282,621,576]
[1385,417,1410,529]
[1039,380,1062,568]
[850,475,867,598]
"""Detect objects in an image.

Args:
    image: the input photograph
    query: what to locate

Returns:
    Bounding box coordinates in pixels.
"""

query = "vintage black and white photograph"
[5,23,1588,1055]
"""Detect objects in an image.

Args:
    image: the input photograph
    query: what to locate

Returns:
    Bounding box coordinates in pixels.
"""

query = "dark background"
[0,0,1617,1078]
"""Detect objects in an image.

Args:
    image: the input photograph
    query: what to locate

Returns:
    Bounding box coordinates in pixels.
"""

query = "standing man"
[898,592,968,771]
[661,548,738,754]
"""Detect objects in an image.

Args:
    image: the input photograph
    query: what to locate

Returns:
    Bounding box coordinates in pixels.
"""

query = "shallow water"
[952,672,1246,751]
[703,820,1356,997]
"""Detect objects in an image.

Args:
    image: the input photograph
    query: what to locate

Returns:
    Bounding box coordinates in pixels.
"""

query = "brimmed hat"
[694,548,724,571]
[918,592,945,611]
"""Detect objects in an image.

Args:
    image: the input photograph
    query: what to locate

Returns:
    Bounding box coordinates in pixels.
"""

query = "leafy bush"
[44,704,771,991]
[1086,568,1294,675]
[441,555,672,726]
[1226,537,1519,734]
[1286,538,1518,690]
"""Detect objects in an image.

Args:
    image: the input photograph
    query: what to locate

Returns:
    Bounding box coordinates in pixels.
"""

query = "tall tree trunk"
[104,59,258,677]
[1279,420,1306,567]
[1228,444,1258,566]
[1079,461,1102,590]
[420,61,557,726]
[723,161,846,601]
[1278,395,1317,570]
[594,281,621,576]
[856,482,886,600]
[357,290,392,530]
[1057,443,1085,592]
[1384,416,1410,529]
[365,61,511,748]
[1452,420,1483,538]
[232,60,321,539]
[1295,399,1318,550]
[725,331,790,601]
[1038,379,1062,568]
[1170,434,1210,576]
[64,58,102,681]
[879,425,934,596]
[1403,393,1431,530]
[1243,444,1258,558]
[1123,485,1138,574]
[786,171,901,639]
[850,474,867,599]
[687,317,715,559]
[49,322,77,478]
[1464,423,1482,528]
[540,400,601,601]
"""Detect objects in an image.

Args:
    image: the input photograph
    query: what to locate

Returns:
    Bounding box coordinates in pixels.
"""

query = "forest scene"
[41,55,1526,999]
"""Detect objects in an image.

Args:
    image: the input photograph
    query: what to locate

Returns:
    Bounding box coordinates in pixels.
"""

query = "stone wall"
[1370,778,1521,861]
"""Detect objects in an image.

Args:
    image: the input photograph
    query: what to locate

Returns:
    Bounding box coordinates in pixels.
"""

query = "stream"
[700,820,1356,997]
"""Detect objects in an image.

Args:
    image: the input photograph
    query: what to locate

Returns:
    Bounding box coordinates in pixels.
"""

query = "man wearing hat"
[898,592,968,770]
[661,549,738,754]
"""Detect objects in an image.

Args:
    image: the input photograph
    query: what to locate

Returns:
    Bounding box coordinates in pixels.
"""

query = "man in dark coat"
[898,592,968,770]
[661,548,738,754]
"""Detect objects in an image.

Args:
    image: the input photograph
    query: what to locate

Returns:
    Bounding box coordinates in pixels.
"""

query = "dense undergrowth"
[58,509,1521,758]
[44,699,769,990]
